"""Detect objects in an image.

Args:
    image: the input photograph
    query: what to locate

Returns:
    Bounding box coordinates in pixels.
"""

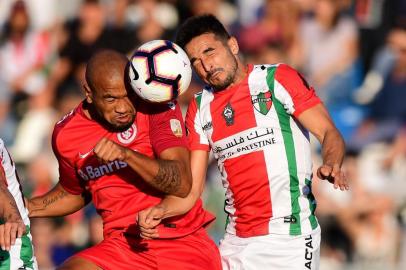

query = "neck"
[229,62,248,88]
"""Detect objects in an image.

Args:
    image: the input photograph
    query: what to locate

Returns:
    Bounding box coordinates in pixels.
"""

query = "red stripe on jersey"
[274,64,321,117]
[210,67,256,142]
[224,150,272,237]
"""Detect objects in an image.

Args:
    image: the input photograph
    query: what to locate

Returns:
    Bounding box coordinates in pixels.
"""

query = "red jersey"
[52,101,214,239]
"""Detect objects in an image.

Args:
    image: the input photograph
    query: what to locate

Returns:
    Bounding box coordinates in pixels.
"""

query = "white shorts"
[219,227,321,270]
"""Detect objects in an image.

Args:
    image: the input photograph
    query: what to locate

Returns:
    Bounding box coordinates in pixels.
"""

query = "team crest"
[170,119,183,137]
[222,103,235,126]
[251,91,272,115]
[117,124,137,144]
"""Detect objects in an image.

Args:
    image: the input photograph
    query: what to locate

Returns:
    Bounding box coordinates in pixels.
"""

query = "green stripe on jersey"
[0,249,10,270]
[20,226,34,269]
[266,66,302,235]
[305,179,318,230]
[196,92,202,109]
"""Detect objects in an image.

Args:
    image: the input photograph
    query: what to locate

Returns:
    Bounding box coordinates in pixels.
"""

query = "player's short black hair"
[175,14,231,49]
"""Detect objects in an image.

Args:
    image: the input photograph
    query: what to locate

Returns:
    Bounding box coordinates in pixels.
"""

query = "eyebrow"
[190,47,215,65]
[203,47,214,54]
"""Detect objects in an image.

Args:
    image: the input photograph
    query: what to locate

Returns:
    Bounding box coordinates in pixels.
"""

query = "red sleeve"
[52,128,85,195]
[185,97,210,151]
[148,101,188,156]
[275,64,321,117]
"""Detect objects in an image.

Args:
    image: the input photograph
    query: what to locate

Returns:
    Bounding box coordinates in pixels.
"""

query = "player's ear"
[83,83,93,104]
[228,37,239,56]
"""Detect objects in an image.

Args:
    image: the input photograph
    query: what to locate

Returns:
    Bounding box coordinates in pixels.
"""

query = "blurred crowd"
[0,0,405,269]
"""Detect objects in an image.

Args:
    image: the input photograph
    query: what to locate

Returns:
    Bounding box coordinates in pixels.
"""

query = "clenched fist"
[94,138,129,163]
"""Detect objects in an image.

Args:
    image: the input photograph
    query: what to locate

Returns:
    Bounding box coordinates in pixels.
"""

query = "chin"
[114,122,133,132]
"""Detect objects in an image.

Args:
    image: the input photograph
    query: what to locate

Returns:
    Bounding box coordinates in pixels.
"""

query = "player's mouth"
[207,69,223,81]
[116,114,132,123]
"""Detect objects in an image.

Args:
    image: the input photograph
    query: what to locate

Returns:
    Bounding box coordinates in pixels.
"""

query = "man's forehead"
[187,33,220,52]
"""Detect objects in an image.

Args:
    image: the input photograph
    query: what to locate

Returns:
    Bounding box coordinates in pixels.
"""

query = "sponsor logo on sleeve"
[170,119,183,137]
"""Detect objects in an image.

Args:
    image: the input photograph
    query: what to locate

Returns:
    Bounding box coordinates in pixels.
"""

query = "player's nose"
[115,99,130,113]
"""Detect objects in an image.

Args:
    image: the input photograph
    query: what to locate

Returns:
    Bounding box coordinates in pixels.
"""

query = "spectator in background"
[45,0,109,99]
[297,0,363,140]
[350,26,406,151]
[298,0,360,103]
[238,0,301,65]
[129,0,179,45]
[0,0,51,146]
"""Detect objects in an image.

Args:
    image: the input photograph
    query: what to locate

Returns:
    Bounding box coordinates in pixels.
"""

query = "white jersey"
[186,64,321,237]
[0,138,37,270]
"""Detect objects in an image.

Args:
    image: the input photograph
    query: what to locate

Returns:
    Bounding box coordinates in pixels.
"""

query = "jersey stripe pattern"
[0,139,37,269]
[186,64,321,237]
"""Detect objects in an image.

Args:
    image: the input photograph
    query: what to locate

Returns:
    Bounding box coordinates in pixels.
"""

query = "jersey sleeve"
[185,96,210,151]
[274,64,321,117]
[52,129,84,195]
[148,101,188,156]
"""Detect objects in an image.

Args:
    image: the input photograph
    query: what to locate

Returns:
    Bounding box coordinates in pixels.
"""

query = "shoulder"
[52,105,83,154]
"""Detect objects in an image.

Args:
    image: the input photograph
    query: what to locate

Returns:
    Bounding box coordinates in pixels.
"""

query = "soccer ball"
[129,40,192,103]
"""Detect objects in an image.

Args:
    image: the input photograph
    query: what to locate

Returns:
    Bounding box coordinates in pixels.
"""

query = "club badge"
[251,91,272,115]
[117,124,137,144]
[223,103,235,126]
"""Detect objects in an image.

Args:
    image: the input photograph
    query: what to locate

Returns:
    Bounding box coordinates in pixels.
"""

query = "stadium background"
[0,0,405,269]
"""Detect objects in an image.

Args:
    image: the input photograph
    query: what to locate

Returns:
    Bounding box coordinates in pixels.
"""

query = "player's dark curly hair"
[175,14,230,49]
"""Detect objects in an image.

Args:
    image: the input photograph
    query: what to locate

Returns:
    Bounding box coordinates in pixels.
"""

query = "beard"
[209,54,238,91]
[107,117,135,132]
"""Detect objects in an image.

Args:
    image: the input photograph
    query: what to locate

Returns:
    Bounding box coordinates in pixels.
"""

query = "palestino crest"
[117,124,137,144]
[251,91,272,115]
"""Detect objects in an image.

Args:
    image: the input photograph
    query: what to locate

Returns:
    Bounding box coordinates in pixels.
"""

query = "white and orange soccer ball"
[129,40,192,103]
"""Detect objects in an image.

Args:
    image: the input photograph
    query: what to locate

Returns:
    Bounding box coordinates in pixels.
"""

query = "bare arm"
[94,138,192,197]
[297,103,348,190]
[138,150,209,239]
[0,177,25,251]
[27,183,88,218]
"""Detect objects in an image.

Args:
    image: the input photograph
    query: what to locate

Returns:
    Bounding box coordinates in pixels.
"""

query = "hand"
[317,164,349,191]
[94,138,128,163]
[0,211,26,251]
[138,205,166,240]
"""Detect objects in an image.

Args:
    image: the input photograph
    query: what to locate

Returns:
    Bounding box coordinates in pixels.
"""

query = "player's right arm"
[27,183,88,218]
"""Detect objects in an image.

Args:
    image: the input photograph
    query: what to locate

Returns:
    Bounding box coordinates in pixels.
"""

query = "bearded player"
[139,14,349,270]
[26,50,221,270]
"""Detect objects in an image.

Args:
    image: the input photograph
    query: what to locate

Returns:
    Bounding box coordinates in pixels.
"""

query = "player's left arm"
[0,169,26,251]
[297,103,349,190]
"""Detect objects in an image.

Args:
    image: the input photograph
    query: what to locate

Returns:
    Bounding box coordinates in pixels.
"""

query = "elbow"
[176,175,192,198]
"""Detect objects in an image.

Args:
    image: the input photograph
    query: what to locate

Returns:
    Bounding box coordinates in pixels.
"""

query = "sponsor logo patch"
[170,119,183,137]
